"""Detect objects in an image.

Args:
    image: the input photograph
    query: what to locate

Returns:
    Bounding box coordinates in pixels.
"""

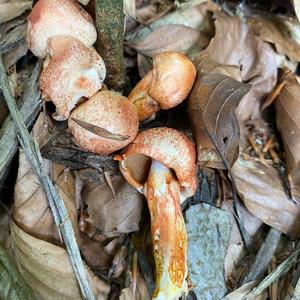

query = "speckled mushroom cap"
[129,52,196,121]
[39,36,106,121]
[68,90,139,155]
[27,0,97,58]
[120,127,197,197]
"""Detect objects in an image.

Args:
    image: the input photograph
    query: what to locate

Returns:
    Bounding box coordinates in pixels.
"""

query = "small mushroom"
[39,36,106,121]
[128,52,196,122]
[116,127,197,299]
[68,90,139,155]
[27,0,97,58]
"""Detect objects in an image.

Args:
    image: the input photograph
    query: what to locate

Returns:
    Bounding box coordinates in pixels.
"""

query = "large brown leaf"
[206,12,277,121]
[10,221,110,300]
[82,172,144,234]
[276,74,300,186]
[232,156,300,237]
[188,52,251,169]
[13,114,80,246]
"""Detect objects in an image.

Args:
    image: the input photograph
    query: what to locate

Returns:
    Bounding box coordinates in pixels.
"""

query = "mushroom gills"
[146,159,188,300]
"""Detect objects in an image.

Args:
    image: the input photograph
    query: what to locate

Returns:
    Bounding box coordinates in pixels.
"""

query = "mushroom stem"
[146,159,188,300]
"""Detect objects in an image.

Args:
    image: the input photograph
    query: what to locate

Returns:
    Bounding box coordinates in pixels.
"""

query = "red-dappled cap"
[39,36,106,121]
[128,52,196,121]
[27,0,97,58]
[119,127,197,198]
[68,90,139,155]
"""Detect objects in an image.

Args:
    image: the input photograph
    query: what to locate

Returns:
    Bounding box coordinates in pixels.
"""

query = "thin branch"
[0,54,95,300]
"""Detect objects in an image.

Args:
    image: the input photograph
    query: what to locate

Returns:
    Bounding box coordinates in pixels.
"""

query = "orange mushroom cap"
[129,52,196,121]
[68,90,139,155]
[27,0,97,58]
[39,36,106,121]
[119,127,197,199]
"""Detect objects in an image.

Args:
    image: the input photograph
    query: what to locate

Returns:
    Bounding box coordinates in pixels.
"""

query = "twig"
[0,54,95,300]
[243,246,300,300]
[95,0,130,93]
[0,61,42,184]
[242,228,281,284]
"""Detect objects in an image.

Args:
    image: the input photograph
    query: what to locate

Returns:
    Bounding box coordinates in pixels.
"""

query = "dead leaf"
[232,155,300,237]
[294,0,300,22]
[128,1,212,43]
[124,0,136,20]
[247,13,300,62]
[82,173,144,234]
[0,242,35,300]
[120,273,150,300]
[276,74,300,186]
[10,221,110,300]
[206,12,277,121]
[188,52,251,169]
[0,1,32,24]
[13,114,80,246]
[131,24,209,58]
[222,281,267,300]
[71,117,129,141]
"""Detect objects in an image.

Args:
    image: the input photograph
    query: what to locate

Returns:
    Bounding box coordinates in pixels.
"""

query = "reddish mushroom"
[40,36,106,121]
[68,90,139,155]
[128,52,196,122]
[116,127,197,299]
[27,0,97,58]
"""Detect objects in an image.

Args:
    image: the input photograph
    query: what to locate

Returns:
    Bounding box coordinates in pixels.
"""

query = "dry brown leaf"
[188,52,251,169]
[276,74,300,186]
[232,156,300,237]
[247,13,300,62]
[10,221,110,300]
[293,0,300,22]
[82,173,144,234]
[131,24,209,58]
[0,1,32,24]
[120,273,150,300]
[124,0,136,20]
[222,281,267,300]
[13,114,80,246]
[206,12,277,121]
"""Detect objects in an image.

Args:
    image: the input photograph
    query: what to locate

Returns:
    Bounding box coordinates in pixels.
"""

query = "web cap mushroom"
[68,90,139,155]
[27,0,97,58]
[128,52,196,122]
[39,36,106,121]
[116,127,197,300]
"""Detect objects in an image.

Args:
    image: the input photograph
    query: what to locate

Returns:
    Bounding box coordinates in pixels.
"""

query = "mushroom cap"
[68,90,139,155]
[121,127,197,196]
[149,52,196,109]
[39,36,106,121]
[27,0,97,58]
[128,52,196,121]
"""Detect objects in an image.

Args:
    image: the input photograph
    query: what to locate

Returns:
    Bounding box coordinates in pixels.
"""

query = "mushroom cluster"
[27,0,138,153]
[27,0,197,299]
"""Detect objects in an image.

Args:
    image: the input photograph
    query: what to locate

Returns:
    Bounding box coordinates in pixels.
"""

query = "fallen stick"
[0,54,95,300]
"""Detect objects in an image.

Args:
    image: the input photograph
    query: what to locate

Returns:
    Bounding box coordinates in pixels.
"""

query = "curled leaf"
[71,117,129,141]
[188,53,251,169]
[0,1,32,24]
[276,74,300,186]
[10,221,110,300]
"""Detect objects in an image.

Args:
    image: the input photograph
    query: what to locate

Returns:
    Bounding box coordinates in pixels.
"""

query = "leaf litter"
[2,0,300,299]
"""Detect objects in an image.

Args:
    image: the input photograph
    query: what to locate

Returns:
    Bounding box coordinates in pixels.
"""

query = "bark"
[95,0,130,93]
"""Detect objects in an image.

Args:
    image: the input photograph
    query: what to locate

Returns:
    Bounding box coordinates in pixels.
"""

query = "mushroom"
[115,127,197,299]
[128,52,196,122]
[39,36,106,121]
[68,90,139,155]
[27,0,97,58]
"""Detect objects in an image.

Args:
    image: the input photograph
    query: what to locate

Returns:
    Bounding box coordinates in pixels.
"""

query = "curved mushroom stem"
[146,159,188,300]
